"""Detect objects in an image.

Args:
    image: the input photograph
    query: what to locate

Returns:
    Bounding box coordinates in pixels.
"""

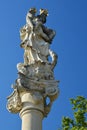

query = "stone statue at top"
[7,8,59,116]
[19,8,57,69]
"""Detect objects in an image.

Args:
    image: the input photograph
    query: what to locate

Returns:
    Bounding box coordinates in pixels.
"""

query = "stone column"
[7,82,59,130]
[19,92,44,130]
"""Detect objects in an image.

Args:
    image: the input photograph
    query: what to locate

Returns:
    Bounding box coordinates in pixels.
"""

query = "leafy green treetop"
[60,96,87,130]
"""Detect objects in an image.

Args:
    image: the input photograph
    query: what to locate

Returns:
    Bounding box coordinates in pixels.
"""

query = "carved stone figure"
[20,8,37,45]
[7,8,59,118]
[37,9,56,43]
[20,8,57,71]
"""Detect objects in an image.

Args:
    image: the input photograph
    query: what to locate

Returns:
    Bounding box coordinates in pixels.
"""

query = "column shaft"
[21,109,43,130]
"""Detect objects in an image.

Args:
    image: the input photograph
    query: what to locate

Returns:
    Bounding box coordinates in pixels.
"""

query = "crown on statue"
[40,9,48,16]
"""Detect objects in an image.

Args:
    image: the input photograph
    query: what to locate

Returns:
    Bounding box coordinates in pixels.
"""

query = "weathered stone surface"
[7,87,22,113]
[7,8,59,127]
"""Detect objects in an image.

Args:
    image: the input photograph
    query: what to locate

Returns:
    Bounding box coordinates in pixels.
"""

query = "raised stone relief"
[7,8,59,116]
[7,86,22,113]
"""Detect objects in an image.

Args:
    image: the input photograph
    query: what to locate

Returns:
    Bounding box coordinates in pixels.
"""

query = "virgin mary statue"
[18,8,57,80]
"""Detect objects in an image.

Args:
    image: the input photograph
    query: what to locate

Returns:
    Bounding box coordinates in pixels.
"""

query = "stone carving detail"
[7,86,22,113]
[7,8,59,116]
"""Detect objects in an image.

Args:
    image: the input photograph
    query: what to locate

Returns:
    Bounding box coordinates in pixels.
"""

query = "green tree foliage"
[60,96,87,130]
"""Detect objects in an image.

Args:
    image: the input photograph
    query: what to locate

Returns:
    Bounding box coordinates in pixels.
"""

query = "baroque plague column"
[7,8,59,130]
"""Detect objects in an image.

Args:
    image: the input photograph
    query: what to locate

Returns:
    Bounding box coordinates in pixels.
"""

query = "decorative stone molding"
[7,87,22,113]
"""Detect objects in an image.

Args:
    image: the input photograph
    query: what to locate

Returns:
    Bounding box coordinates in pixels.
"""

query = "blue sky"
[0,0,87,130]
